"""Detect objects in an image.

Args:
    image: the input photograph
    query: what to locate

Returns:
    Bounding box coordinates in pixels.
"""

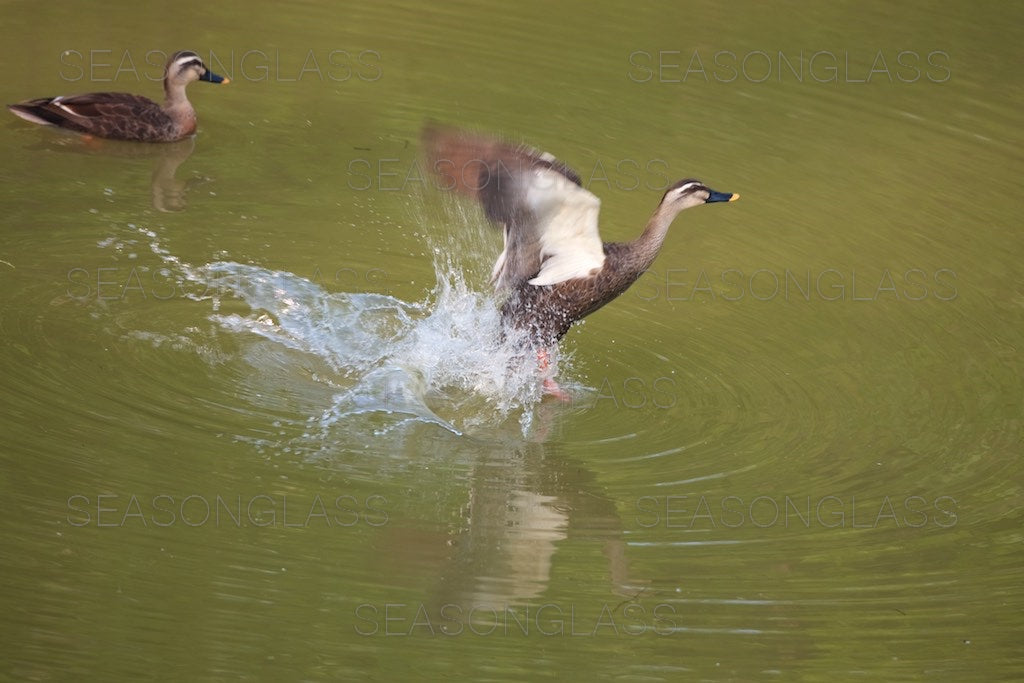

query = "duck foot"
[542,378,572,402]
[80,134,104,150]
[536,349,571,401]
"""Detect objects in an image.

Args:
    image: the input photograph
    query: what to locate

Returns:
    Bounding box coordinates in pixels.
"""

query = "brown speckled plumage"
[499,240,650,346]
[8,50,227,142]
[423,125,738,349]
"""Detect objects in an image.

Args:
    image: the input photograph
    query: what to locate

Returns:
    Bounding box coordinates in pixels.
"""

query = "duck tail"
[8,99,63,127]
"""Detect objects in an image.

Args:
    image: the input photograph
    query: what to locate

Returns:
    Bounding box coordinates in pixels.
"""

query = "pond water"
[1,0,1021,679]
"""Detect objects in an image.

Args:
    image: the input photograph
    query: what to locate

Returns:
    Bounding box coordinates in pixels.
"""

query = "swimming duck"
[422,125,738,396]
[7,51,228,142]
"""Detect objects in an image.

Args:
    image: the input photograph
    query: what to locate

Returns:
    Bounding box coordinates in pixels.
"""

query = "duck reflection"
[375,407,646,631]
[441,439,636,607]
[14,131,206,212]
[147,138,206,212]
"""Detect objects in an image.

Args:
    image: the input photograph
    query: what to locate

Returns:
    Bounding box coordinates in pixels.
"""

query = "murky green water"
[2,0,1022,679]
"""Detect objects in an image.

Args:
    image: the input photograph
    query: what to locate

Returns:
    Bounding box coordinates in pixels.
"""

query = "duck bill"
[706,190,739,203]
[200,70,229,84]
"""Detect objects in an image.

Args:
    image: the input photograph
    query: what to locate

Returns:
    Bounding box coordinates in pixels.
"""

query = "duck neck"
[628,203,680,276]
[163,80,192,110]
[163,81,197,135]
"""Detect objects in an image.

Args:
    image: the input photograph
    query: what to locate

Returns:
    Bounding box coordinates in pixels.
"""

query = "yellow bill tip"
[729,193,740,202]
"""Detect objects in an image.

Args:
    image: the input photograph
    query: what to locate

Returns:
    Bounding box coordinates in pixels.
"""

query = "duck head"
[660,178,739,212]
[165,50,229,88]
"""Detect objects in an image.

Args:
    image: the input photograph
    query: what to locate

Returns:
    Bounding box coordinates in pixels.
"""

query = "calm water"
[1,0,1022,680]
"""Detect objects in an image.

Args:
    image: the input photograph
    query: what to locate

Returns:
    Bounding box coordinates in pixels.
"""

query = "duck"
[7,51,228,142]
[422,125,738,397]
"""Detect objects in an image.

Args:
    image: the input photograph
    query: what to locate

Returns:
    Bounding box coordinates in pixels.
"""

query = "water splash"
[137,223,561,438]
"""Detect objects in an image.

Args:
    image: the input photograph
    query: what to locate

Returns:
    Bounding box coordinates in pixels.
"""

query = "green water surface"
[1,0,1021,680]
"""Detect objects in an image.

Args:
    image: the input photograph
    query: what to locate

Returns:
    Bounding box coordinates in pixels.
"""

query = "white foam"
[139,223,558,438]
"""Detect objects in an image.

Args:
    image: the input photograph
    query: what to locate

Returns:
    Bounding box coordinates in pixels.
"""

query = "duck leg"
[80,134,105,150]
[537,348,571,402]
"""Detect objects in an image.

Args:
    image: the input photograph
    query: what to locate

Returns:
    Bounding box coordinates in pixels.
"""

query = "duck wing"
[8,93,169,138]
[423,125,605,291]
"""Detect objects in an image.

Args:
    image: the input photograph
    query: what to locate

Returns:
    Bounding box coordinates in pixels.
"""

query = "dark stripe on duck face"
[666,178,704,193]
[165,51,203,77]
[660,179,705,203]
[169,50,201,63]
[172,58,205,78]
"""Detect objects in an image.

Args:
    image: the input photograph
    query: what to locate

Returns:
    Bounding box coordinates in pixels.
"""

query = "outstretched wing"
[423,125,605,290]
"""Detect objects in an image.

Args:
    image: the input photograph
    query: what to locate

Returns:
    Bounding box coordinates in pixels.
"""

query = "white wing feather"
[489,226,510,284]
[519,167,604,286]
